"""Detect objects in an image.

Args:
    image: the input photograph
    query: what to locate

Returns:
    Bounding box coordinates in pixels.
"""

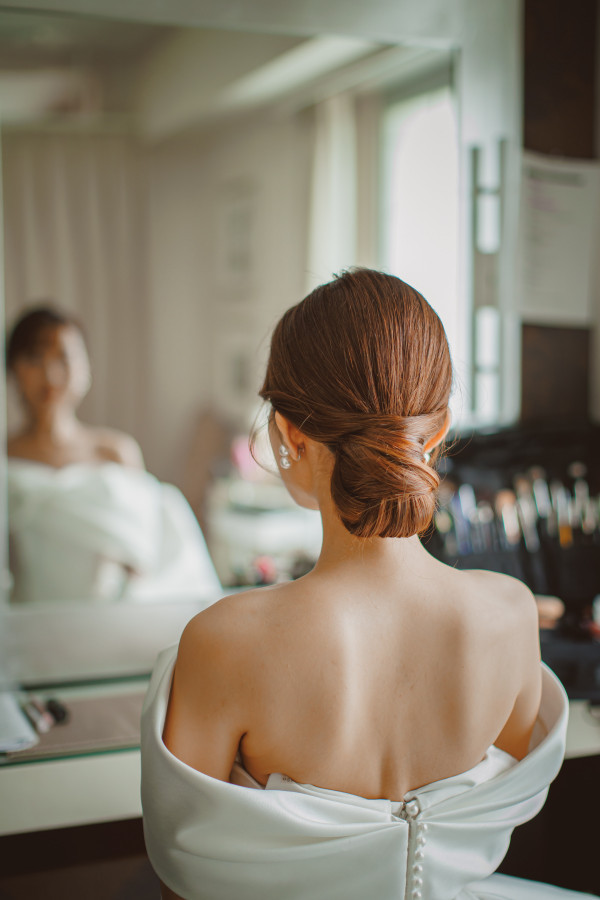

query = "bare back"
[163,544,541,803]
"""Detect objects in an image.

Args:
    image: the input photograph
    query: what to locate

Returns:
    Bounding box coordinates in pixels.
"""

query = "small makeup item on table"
[21,697,54,734]
[581,497,598,538]
[567,461,589,516]
[450,484,475,555]
[529,467,552,518]
[45,697,69,725]
[513,475,540,553]
[475,501,496,551]
[494,490,521,548]
[554,485,574,549]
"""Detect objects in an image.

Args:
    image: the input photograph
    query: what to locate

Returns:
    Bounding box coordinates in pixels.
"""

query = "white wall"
[143,109,313,484]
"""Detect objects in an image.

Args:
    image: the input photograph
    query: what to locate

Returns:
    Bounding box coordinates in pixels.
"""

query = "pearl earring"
[279,444,292,469]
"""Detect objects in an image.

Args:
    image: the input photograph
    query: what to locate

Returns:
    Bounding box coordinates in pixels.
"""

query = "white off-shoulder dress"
[7,461,221,603]
[141,646,597,900]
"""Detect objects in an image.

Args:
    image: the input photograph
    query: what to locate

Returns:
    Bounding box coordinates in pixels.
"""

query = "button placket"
[401,797,428,900]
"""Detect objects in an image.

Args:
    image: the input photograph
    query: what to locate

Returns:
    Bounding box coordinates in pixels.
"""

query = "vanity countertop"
[0,677,149,836]
[1,678,147,767]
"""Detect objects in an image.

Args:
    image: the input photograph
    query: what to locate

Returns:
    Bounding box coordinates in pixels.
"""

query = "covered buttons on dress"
[412,822,428,898]
[400,796,428,900]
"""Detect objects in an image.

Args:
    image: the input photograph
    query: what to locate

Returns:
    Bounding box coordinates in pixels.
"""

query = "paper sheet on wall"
[516,151,600,325]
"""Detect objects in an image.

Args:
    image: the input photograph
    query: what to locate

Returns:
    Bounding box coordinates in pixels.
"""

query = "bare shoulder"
[453,569,541,758]
[175,584,292,682]
[459,568,538,628]
[93,427,145,468]
[165,590,279,779]
[472,572,543,755]
[180,585,284,651]
[172,587,282,716]
[451,568,540,677]
[460,567,540,686]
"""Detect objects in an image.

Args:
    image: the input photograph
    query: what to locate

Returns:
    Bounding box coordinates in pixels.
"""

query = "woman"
[142,270,593,899]
[6,305,221,604]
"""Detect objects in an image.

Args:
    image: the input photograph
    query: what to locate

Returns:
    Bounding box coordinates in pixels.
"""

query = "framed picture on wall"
[213,332,258,428]
[215,178,257,300]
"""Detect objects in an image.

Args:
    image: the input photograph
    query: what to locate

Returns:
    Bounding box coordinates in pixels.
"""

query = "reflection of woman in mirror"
[6,305,221,605]
[7,306,143,468]
[142,270,589,900]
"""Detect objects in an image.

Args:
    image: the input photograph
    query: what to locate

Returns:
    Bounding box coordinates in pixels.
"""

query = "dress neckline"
[227,744,517,805]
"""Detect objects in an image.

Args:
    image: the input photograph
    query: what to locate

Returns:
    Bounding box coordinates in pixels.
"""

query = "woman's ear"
[424,409,451,454]
[274,411,304,459]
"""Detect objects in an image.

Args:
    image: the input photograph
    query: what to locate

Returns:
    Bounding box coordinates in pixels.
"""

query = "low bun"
[329,414,442,538]
[260,269,453,540]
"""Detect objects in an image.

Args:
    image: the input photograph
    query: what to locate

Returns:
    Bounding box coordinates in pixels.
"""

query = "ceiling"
[0,6,446,136]
[0,9,173,68]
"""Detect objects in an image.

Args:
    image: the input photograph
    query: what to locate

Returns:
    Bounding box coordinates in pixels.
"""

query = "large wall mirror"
[0,0,521,684]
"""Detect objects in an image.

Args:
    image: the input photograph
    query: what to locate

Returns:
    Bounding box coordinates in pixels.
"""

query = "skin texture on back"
[163,546,541,800]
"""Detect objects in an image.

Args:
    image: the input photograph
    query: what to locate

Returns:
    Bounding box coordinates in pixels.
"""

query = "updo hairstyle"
[6,305,86,371]
[260,269,453,539]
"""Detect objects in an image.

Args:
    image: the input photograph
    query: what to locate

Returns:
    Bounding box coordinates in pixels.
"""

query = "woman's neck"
[312,490,431,579]
[25,407,81,444]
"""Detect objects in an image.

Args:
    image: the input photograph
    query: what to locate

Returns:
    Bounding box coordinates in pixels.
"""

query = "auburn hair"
[260,268,453,538]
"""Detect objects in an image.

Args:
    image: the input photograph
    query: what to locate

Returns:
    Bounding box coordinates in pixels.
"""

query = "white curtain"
[2,128,146,442]
[305,93,358,293]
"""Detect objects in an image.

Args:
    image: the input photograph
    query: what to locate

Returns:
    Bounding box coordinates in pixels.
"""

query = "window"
[380,82,467,424]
